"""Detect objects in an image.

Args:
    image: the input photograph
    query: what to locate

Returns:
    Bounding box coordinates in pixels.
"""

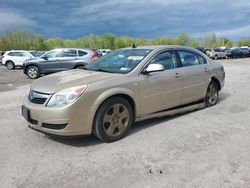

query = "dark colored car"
[241,48,250,57]
[195,47,207,55]
[228,48,247,58]
[23,48,97,79]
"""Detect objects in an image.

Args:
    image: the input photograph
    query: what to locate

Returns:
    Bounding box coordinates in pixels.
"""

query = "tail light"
[91,50,98,61]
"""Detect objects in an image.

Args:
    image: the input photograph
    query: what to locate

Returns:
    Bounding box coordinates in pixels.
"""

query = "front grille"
[29,90,50,104]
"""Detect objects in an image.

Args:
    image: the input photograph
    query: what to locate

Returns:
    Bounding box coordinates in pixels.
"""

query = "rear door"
[13,52,29,66]
[60,49,78,69]
[176,50,211,104]
[139,50,183,115]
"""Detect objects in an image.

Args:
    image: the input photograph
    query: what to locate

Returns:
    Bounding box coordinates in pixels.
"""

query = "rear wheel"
[26,66,40,79]
[93,97,133,142]
[6,61,15,70]
[206,81,219,107]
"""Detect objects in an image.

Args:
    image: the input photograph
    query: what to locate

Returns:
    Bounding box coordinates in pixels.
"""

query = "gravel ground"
[1,58,250,188]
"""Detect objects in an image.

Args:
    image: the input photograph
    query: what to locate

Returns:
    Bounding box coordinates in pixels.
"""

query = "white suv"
[2,50,34,70]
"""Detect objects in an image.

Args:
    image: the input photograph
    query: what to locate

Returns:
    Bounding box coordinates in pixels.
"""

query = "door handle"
[204,68,209,72]
[175,72,182,78]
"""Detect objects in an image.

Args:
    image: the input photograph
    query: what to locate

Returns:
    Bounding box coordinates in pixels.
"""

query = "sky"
[1,0,250,40]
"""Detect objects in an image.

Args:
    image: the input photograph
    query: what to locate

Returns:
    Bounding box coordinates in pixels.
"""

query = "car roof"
[122,45,198,51]
[52,48,92,51]
[6,50,31,53]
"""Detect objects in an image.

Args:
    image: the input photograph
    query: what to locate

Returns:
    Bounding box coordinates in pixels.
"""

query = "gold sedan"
[22,45,225,142]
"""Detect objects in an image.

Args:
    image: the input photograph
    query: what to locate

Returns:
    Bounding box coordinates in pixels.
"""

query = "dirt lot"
[1,59,250,188]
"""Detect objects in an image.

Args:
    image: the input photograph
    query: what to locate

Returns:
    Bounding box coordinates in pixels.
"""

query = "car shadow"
[46,134,103,147]
[46,91,230,147]
[46,111,195,147]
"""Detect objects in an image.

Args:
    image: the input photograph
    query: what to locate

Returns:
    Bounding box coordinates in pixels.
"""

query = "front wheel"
[26,66,40,79]
[93,97,133,142]
[206,81,219,107]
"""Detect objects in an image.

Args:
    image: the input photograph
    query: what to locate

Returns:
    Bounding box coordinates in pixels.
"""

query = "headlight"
[47,85,87,107]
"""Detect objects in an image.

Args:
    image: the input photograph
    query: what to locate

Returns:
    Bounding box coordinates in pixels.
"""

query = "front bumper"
[22,95,93,136]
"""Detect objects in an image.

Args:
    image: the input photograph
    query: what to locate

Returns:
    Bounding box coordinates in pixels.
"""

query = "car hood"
[31,69,119,94]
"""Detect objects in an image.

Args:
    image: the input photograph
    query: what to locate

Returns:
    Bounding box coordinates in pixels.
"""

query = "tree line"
[0,30,247,51]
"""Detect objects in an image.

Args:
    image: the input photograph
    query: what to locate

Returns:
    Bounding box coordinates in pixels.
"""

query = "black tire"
[6,61,15,70]
[205,81,219,107]
[74,65,85,69]
[93,97,133,142]
[26,66,40,79]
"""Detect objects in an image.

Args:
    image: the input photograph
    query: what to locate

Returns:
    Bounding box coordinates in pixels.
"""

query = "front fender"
[85,87,140,132]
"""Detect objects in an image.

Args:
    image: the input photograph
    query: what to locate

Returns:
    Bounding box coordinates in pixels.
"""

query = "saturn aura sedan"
[22,45,225,142]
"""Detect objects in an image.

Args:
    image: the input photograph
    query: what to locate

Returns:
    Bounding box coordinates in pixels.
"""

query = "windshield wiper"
[95,68,114,73]
[82,66,114,73]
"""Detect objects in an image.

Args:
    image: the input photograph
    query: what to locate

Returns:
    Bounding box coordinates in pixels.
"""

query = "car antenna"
[132,43,137,48]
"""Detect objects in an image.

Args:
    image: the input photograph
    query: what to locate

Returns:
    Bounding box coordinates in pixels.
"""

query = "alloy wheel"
[28,67,38,79]
[207,83,218,105]
[103,103,129,137]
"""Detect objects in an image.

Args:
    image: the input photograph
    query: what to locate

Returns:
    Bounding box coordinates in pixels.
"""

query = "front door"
[138,50,183,116]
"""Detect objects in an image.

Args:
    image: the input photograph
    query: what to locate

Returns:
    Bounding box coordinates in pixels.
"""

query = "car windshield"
[84,49,152,74]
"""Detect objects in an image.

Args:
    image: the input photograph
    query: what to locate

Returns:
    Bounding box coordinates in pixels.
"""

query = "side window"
[148,51,177,70]
[15,52,24,57]
[8,52,15,56]
[63,49,77,57]
[197,56,207,64]
[177,51,200,67]
[78,50,88,56]
[44,50,63,58]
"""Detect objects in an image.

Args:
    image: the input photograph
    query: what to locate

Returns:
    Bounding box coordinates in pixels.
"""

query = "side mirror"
[142,64,164,74]
[42,56,48,60]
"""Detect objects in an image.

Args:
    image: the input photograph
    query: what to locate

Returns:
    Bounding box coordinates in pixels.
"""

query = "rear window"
[8,52,24,57]
[78,50,88,56]
[63,49,77,57]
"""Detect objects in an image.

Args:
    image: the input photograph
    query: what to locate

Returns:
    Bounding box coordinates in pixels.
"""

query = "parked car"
[195,47,207,55]
[241,48,250,57]
[2,50,34,69]
[22,45,225,142]
[23,48,98,79]
[227,48,247,58]
[90,48,102,59]
[206,48,228,60]
[99,49,111,56]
